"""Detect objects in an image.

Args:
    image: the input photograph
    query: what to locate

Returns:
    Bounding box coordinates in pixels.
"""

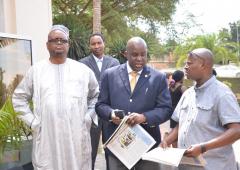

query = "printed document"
[142,147,206,167]
[104,117,156,169]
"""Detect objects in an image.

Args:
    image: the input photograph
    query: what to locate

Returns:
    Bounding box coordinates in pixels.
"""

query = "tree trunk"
[93,0,101,33]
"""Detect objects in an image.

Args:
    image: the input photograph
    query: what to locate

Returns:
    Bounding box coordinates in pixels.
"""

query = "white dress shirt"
[93,55,103,71]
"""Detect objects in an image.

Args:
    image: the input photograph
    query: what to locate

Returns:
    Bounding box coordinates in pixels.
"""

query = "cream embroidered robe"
[12,58,99,170]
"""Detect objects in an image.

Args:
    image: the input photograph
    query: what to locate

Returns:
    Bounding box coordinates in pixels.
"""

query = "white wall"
[0,0,16,33]
[0,0,52,63]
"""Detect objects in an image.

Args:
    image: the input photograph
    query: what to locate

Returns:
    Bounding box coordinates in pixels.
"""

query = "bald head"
[126,37,147,52]
[185,48,215,86]
[190,48,214,68]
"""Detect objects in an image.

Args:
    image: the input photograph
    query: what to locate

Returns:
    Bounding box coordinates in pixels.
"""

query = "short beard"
[50,51,66,57]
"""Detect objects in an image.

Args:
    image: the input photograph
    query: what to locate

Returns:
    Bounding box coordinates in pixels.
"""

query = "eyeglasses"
[48,38,68,44]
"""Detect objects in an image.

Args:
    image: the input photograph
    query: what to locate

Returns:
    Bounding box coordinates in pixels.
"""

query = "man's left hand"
[184,144,202,157]
[126,112,146,126]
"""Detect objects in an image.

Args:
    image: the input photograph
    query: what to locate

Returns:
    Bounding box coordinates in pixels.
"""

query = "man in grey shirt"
[161,48,240,170]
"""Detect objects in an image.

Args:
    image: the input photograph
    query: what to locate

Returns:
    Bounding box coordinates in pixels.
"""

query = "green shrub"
[0,97,31,160]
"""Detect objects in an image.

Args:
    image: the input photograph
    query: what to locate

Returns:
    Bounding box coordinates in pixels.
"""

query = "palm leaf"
[0,96,31,160]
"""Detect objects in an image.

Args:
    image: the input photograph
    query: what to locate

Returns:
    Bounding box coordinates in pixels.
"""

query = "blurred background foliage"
[52,0,240,67]
[52,0,179,62]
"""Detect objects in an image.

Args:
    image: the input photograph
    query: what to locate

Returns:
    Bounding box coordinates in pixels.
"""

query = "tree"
[52,0,179,31]
[52,0,179,59]
[164,13,202,43]
[93,0,101,33]
[173,33,239,67]
[108,39,127,64]
[229,21,240,60]
[54,14,91,60]
[229,21,240,43]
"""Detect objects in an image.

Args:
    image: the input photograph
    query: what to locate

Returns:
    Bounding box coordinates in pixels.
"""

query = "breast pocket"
[195,103,215,126]
[67,80,86,111]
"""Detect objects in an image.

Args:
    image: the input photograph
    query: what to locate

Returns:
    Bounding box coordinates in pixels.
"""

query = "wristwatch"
[200,144,207,153]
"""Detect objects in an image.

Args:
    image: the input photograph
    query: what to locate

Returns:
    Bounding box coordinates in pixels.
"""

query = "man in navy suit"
[80,33,119,170]
[95,37,172,170]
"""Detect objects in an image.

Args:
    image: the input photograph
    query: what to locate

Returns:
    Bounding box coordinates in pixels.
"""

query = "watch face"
[115,110,125,119]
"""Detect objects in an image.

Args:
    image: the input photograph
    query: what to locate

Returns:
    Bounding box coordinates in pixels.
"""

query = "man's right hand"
[160,125,179,149]
[111,110,122,125]
[160,140,169,148]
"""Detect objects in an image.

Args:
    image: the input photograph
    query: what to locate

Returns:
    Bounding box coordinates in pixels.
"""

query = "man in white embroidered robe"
[12,25,99,170]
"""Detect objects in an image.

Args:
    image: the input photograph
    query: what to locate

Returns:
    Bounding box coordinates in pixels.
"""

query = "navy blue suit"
[95,63,172,151]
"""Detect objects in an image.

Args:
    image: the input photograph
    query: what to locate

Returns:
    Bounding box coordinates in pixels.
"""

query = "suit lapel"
[119,64,131,94]
[101,56,108,72]
[89,54,101,74]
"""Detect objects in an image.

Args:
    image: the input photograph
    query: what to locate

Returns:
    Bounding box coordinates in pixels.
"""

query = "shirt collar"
[194,76,216,91]
[93,54,103,62]
[126,61,143,75]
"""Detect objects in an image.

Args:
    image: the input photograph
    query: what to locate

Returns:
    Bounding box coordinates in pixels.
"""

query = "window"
[0,33,32,108]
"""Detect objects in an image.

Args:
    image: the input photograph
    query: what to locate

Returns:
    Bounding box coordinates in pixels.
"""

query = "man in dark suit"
[79,33,119,170]
[95,37,172,170]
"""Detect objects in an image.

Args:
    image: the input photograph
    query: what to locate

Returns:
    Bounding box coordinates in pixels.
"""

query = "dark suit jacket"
[79,54,120,84]
[95,63,172,148]
[80,54,120,144]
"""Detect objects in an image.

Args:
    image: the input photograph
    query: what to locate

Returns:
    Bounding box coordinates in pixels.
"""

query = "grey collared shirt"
[172,76,240,170]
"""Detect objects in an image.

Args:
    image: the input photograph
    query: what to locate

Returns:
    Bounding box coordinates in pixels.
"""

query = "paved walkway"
[95,121,240,170]
[95,142,106,170]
